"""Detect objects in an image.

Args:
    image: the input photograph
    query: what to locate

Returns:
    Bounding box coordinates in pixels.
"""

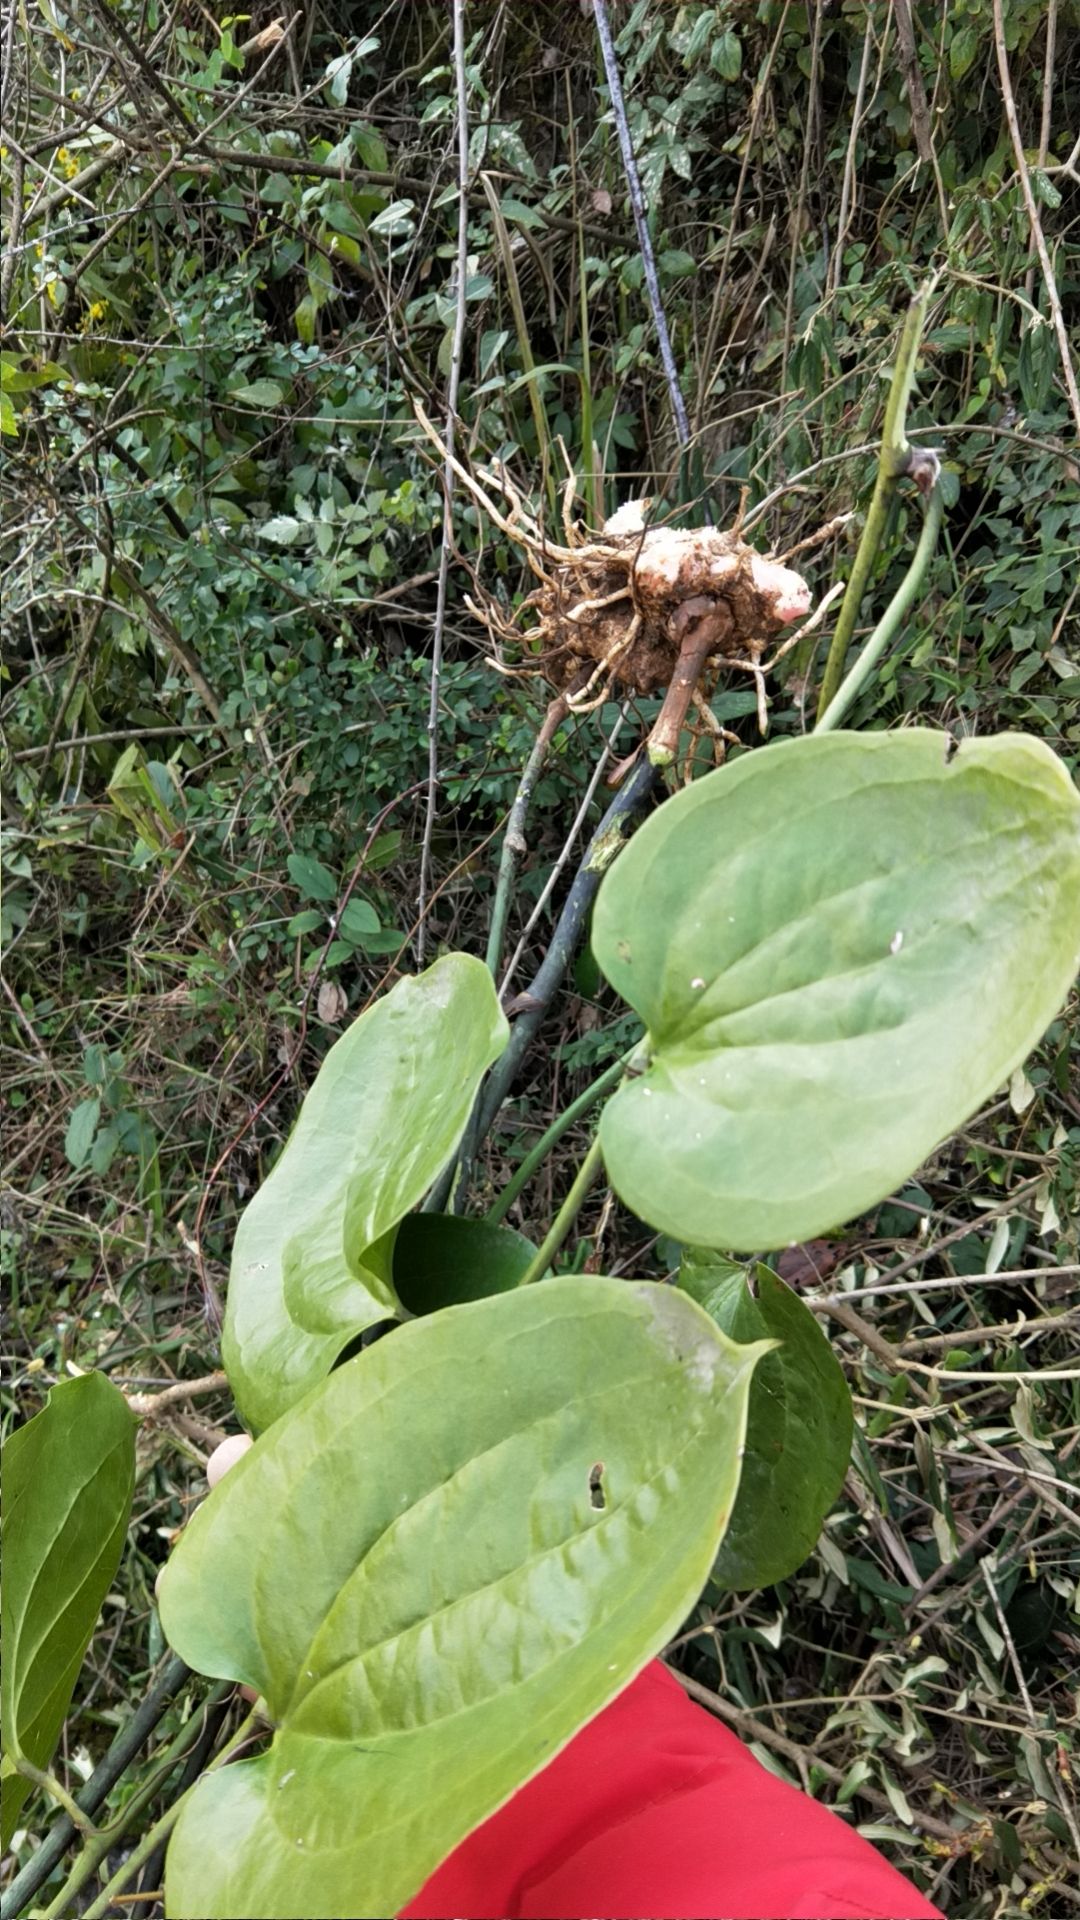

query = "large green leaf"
[679,1255,852,1589]
[1,1373,135,1848]
[224,954,508,1432]
[593,731,1080,1248]
[160,1277,769,1919]
[392,1210,535,1314]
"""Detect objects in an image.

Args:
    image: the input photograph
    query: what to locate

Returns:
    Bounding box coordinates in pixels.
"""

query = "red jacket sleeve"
[401,1662,944,1920]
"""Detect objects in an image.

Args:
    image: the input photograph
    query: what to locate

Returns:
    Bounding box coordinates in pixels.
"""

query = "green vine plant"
[5,709,1079,1916]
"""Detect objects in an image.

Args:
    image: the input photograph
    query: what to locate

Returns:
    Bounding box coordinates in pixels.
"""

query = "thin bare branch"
[417,0,469,964]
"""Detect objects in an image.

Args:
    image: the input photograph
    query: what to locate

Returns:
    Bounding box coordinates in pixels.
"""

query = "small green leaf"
[1031,168,1062,211]
[594,732,1080,1248]
[354,926,407,954]
[325,230,362,271]
[499,196,544,230]
[679,1256,853,1589]
[324,52,351,105]
[229,380,284,408]
[337,896,380,944]
[711,27,742,79]
[286,908,326,938]
[392,1212,535,1315]
[0,391,17,436]
[286,853,338,902]
[352,124,388,171]
[223,955,509,1431]
[294,295,318,345]
[2,1374,135,1848]
[370,199,416,237]
[949,23,979,79]
[83,1044,106,1086]
[64,1095,101,1169]
[161,1277,768,1919]
[320,197,364,239]
[1,357,68,393]
[89,1123,121,1175]
[260,515,305,546]
[364,829,403,871]
[317,938,356,969]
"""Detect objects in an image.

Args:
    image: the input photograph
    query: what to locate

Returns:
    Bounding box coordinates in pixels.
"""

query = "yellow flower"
[57,146,80,180]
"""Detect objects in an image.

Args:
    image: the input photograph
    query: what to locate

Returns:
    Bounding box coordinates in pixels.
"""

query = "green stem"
[485,1052,631,1227]
[815,286,931,720]
[480,174,556,516]
[516,1133,606,1287]
[432,752,656,1217]
[4,1655,193,1920]
[52,1706,259,1920]
[484,691,570,979]
[31,1684,234,1920]
[12,1759,97,1835]
[816,485,945,734]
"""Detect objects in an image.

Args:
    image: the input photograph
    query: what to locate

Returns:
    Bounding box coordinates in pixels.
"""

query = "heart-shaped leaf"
[593,731,1080,1248]
[392,1211,535,1315]
[160,1277,769,1919]
[679,1255,852,1589]
[2,1373,135,1848]
[337,896,380,945]
[224,954,508,1432]
[286,851,337,901]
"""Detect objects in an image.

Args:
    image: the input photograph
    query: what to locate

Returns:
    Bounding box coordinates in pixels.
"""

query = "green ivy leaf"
[324,52,352,105]
[593,731,1080,1249]
[711,27,742,79]
[1030,168,1062,211]
[294,295,318,345]
[2,1374,135,1848]
[498,196,544,230]
[392,1211,535,1315]
[161,1277,769,1919]
[363,829,403,871]
[64,1095,101,1169]
[229,380,285,408]
[678,1256,852,1589]
[659,249,697,276]
[89,1123,121,1174]
[286,908,325,938]
[260,515,305,546]
[286,852,337,902]
[351,124,388,171]
[370,199,416,237]
[1,357,68,393]
[337,895,380,943]
[949,23,979,79]
[223,955,509,1431]
[355,926,406,954]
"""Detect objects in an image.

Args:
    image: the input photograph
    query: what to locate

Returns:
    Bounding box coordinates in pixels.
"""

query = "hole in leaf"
[588,1462,606,1510]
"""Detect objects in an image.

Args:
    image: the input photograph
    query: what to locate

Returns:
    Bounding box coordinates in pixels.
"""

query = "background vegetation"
[2,1,1078,1914]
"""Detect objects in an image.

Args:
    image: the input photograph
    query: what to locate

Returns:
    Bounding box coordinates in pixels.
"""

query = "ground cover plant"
[3,2,1079,1917]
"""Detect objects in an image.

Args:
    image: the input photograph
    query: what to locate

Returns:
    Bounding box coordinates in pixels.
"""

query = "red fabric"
[401,1662,943,1920]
